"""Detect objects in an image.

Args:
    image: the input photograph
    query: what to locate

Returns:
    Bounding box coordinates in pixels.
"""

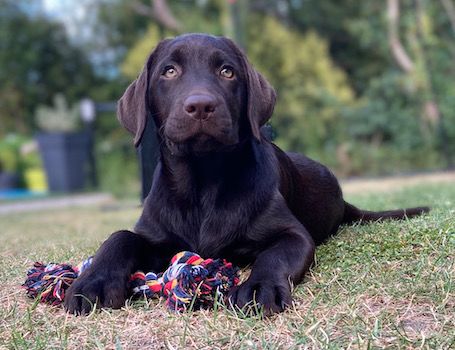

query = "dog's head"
[117,34,276,155]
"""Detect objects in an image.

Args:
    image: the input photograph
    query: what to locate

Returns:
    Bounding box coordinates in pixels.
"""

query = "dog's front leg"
[229,228,315,315]
[64,230,167,315]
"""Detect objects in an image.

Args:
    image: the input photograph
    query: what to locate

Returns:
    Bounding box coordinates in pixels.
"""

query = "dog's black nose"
[183,94,217,120]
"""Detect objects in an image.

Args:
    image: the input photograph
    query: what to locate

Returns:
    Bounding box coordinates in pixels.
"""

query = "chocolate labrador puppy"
[64,34,429,315]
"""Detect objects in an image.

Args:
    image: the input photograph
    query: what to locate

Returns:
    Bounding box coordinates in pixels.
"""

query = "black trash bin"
[0,172,20,190]
[36,132,89,192]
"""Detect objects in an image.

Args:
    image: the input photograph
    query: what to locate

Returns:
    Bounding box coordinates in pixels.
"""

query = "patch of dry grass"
[341,170,455,195]
[0,181,454,349]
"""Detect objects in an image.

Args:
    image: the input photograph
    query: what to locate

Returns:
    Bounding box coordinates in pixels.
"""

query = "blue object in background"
[0,189,47,201]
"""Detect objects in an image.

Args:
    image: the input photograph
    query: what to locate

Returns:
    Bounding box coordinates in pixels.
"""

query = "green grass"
[0,181,454,349]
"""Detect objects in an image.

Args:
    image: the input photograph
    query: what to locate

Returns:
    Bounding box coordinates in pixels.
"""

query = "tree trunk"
[387,0,415,73]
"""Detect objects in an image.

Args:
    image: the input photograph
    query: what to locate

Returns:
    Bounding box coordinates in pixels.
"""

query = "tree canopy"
[0,1,100,133]
[1,0,454,177]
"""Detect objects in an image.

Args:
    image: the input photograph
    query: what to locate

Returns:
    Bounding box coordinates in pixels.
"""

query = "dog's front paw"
[64,270,128,315]
[228,277,292,316]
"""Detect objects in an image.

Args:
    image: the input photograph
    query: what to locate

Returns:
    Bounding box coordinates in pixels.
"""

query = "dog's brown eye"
[220,66,234,79]
[163,66,178,78]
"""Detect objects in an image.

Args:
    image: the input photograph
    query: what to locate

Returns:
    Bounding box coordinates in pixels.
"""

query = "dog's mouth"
[163,116,239,156]
[165,133,232,156]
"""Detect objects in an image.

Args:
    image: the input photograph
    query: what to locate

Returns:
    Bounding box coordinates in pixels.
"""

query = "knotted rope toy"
[23,251,240,312]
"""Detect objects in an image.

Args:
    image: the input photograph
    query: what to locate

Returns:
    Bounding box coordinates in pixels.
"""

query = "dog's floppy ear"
[245,67,276,140]
[117,40,169,146]
[223,38,276,141]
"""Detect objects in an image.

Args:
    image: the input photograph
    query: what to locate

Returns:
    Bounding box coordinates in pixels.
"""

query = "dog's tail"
[342,201,430,225]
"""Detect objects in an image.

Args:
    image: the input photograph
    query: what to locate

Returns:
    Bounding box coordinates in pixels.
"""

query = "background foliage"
[0,0,454,195]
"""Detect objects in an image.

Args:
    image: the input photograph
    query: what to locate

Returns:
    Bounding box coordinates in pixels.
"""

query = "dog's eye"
[220,66,234,79]
[163,65,178,79]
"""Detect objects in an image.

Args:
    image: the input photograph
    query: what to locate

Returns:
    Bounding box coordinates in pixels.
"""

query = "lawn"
[0,180,453,349]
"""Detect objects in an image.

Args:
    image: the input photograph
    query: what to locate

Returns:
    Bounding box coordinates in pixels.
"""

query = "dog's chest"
[142,157,271,258]
[163,191,246,257]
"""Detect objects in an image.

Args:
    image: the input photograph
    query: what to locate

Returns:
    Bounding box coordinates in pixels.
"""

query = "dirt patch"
[358,294,448,345]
